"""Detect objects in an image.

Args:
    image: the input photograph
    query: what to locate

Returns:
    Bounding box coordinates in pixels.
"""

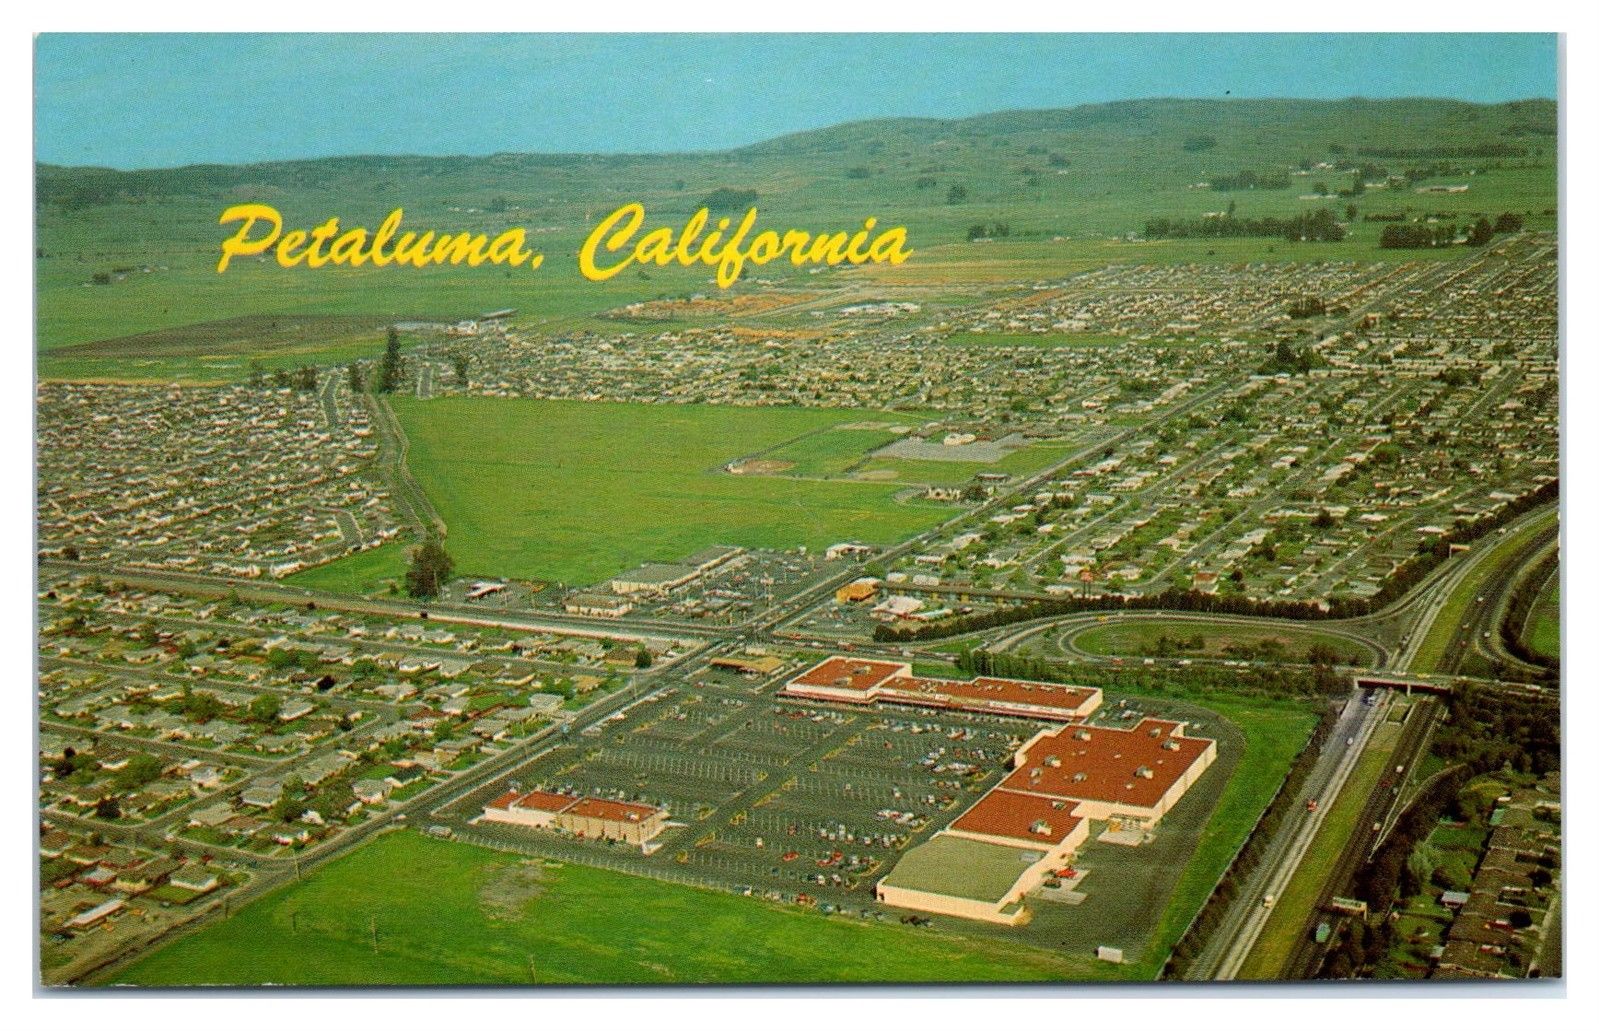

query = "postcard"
[34,31,1562,989]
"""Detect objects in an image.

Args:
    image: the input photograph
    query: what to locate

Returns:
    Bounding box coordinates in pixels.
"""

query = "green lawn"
[380,397,947,586]
[757,425,906,477]
[1072,619,1378,666]
[1527,581,1560,660]
[287,540,411,595]
[104,830,1092,986]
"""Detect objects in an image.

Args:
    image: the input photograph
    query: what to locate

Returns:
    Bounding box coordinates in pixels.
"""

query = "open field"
[1072,619,1378,666]
[1527,581,1560,659]
[752,425,907,477]
[37,314,413,384]
[854,442,1074,486]
[285,540,411,596]
[1236,720,1401,980]
[383,397,948,586]
[104,830,1091,985]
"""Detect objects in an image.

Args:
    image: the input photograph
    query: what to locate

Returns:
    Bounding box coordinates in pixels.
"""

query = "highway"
[1192,688,1386,980]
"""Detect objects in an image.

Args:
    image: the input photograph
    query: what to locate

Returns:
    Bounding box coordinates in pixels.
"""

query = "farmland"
[383,396,948,586]
[105,830,1091,985]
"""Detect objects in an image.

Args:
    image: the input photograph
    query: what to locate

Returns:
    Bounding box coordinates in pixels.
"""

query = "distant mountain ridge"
[37,96,1556,187]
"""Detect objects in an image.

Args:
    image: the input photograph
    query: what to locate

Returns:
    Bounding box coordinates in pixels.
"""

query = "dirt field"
[53,314,422,360]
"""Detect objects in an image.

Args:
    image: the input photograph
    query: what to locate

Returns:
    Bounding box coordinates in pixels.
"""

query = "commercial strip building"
[781,656,1103,723]
[876,714,1216,925]
[608,545,745,597]
[480,789,669,849]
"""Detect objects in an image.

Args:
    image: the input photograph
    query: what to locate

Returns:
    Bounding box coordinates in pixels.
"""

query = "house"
[352,779,392,805]
[170,863,220,894]
[240,780,284,808]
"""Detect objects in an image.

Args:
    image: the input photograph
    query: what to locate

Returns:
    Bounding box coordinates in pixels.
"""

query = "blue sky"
[35,33,1558,169]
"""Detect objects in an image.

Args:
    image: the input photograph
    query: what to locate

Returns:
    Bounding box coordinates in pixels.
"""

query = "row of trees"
[874,480,1558,643]
[1379,211,1526,250]
[952,648,1351,700]
[1209,169,1293,191]
[1142,207,1346,243]
[1500,549,1559,669]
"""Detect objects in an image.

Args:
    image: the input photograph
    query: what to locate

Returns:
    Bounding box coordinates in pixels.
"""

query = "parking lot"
[437,658,1245,960]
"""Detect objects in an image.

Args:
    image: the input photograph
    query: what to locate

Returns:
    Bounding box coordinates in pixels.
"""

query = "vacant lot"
[385,397,947,586]
[105,830,1090,985]
[37,312,419,383]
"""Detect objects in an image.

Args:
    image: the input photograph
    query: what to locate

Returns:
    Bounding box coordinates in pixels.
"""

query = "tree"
[946,184,968,205]
[634,646,653,669]
[347,362,366,393]
[448,348,471,386]
[405,538,454,599]
[95,797,122,820]
[249,693,282,724]
[378,326,404,394]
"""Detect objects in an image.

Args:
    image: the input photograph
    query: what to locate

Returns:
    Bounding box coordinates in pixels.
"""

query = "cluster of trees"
[701,187,758,212]
[1380,212,1525,250]
[1356,143,1528,160]
[966,222,1012,241]
[1182,135,1217,152]
[1258,340,1324,375]
[1432,683,1561,777]
[1165,706,1340,978]
[1143,208,1345,243]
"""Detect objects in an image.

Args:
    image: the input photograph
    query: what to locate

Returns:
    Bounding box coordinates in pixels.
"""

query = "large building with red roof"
[480,789,668,848]
[877,717,1216,925]
[782,656,1102,722]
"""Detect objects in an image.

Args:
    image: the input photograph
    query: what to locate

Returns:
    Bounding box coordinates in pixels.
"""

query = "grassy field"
[755,425,907,477]
[1072,619,1378,666]
[855,442,1075,486]
[375,397,947,586]
[286,541,411,596]
[1527,580,1560,659]
[1410,508,1558,673]
[105,830,1094,986]
[1237,720,1402,980]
